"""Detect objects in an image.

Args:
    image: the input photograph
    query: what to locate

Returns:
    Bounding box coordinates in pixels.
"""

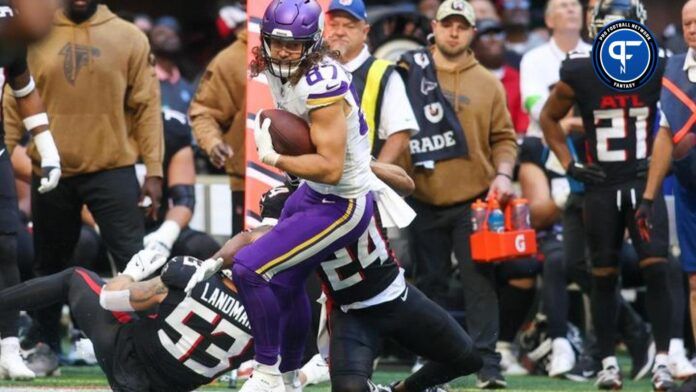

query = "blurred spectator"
[190,24,247,236]
[498,0,546,56]
[217,4,247,41]
[3,0,163,358]
[325,0,418,163]
[133,13,153,33]
[146,20,220,260]
[399,0,517,387]
[520,0,588,137]
[663,23,688,54]
[472,18,528,134]
[418,0,440,20]
[471,0,501,21]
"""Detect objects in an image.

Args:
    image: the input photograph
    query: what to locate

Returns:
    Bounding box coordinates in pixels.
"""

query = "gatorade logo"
[514,234,526,253]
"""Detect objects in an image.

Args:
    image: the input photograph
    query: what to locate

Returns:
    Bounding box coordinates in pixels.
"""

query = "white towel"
[369,174,417,228]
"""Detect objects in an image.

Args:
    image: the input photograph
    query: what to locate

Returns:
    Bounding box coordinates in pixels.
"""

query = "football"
[259,109,316,156]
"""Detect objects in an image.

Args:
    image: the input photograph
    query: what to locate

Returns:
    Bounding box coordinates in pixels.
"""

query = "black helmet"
[588,0,647,38]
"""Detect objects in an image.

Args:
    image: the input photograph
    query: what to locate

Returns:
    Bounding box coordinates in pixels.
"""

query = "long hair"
[250,43,340,85]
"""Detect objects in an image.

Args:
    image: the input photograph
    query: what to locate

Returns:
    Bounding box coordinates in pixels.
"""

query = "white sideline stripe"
[246,166,284,188]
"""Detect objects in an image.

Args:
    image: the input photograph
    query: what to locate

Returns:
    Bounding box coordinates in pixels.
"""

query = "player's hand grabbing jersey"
[260,185,400,306]
[132,256,253,391]
[559,50,666,187]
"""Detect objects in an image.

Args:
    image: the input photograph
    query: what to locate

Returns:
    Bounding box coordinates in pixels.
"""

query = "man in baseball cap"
[436,0,476,26]
[327,0,367,21]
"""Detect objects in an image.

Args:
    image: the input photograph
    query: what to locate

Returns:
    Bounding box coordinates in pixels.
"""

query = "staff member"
[189,25,247,236]
[641,1,696,389]
[3,0,163,357]
[324,0,418,163]
[400,0,517,388]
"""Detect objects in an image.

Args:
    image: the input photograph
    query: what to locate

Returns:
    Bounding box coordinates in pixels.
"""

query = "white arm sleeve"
[99,288,134,312]
[378,72,420,139]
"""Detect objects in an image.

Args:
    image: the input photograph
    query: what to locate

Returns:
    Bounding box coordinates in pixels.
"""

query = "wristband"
[496,172,513,180]
[34,130,60,168]
[23,112,49,131]
[12,77,35,98]
[99,289,134,311]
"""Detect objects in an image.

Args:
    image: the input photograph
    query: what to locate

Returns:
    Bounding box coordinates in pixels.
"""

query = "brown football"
[259,109,316,156]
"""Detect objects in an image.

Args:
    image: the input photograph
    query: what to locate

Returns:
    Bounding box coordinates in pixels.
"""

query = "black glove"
[635,198,653,242]
[566,160,607,184]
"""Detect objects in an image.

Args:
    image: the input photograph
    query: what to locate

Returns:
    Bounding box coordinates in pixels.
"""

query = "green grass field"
[0,366,653,391]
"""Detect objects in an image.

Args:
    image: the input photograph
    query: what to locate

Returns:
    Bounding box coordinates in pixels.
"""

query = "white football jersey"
[265,57,372,199]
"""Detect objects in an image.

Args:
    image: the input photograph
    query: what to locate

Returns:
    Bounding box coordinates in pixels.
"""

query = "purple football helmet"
[261,0,324,78]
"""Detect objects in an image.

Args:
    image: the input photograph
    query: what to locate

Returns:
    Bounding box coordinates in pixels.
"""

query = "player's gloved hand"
[184,257,224,294]
[635,197,653,242]
[254,110,280,167]
[143,220,181,259]
[34,131,61,193]
[566,160,607,185]
[122,249,168,282]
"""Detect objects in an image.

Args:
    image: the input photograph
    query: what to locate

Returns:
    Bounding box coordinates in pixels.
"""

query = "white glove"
[143,220,180,259]
[254,110,280,166]
[122,249,168,282]
[34,131,61,194]
[184,257,224,294]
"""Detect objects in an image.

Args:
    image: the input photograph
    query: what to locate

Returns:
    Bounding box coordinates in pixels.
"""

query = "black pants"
[0,267,148,390]
[329,283,481,392]
[0,144,22,337]
[408,197,501,370]
[31,166,144,352]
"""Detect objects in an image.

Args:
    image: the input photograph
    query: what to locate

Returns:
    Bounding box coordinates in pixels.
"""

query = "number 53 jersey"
[264,58,372,199]
[560,50,666,188]
[132,256,253,391]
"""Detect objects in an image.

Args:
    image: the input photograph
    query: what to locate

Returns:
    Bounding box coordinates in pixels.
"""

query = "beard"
[435,41,469,59]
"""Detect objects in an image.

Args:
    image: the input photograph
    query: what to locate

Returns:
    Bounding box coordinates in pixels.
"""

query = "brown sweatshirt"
[404,48,517,206]
[3,5,164,177]
[189,30,247,191]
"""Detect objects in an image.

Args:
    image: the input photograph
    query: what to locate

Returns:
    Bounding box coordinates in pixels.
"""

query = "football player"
[0,0,60,379]
[0,250,255,391]
[192,161,482,392]
[540,0,675,389]
[223,1,381,391]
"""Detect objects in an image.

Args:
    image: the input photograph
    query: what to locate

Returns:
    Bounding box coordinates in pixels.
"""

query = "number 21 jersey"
[560,50,665,187]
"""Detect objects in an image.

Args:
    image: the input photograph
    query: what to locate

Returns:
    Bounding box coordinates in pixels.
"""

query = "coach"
[189,26,247,235]
[642,2,696,389]
[399,0,517,388]
[3,0,163,355]
[324,0,418,163]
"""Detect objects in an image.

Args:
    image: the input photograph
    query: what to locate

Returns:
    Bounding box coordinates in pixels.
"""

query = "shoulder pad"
[160,256,204,289]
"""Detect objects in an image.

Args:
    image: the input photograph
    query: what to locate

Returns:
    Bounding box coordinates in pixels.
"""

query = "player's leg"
[328,305,381,392]
[584,187,624,388]
[80,166,144,270]
[626,187,674,389]
[273,282,311,375]
[232,186,373,380]
[389,284,482,392]
[31,173,83,356]
[170,227,220,260]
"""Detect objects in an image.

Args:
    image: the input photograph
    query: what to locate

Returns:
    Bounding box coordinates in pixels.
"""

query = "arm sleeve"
[490,82,518,167]
[189,47,243,155]
[7,46,28,80]
[2,86,24,155]
[378,72,419,139]
[126,31,164,177]
[519,52,548,122]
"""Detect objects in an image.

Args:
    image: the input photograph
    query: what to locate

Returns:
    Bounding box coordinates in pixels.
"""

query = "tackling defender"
[208,1,377,391]
[0,0,60,379]
[0,251,255,391]
[540,0,674,389]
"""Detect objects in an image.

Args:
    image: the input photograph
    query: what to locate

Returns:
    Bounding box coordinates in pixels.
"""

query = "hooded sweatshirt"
[189,29,247,191]
[405,48,517,206]
[3,5,163,178]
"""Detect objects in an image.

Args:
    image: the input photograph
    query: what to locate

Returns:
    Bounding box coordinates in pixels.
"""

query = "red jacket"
[499,65,529,135]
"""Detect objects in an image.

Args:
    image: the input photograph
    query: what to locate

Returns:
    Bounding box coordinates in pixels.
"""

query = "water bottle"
[511,198,531,230]
[487,199,505,233]
[471,199,487,232]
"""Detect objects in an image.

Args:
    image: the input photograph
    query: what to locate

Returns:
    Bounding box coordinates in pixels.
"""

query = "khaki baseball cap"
[436,0,476,26]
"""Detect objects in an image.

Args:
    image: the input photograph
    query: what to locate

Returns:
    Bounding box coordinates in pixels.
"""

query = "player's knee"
[331,375,370,392]
[638,256,667,269]
[591,266,619,278]
[508,277,535,290]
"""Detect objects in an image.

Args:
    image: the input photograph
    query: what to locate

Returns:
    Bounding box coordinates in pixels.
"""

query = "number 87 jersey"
[560,50,666,187]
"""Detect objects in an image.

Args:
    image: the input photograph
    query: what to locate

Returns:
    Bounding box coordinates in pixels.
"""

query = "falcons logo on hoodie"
[59,43,100,85]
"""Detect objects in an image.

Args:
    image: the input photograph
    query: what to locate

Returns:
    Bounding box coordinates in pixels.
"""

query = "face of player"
[683,0,696,51]
[268,38,304,63]
[10,0,57,43]
[325,11,369,63]
[432,15,475,59]
[545,0,582,34]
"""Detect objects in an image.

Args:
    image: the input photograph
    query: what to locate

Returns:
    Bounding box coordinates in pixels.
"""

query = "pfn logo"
[608,40,642,74]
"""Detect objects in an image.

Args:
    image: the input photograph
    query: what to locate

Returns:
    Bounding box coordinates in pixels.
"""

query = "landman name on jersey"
[200,282,251,329]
